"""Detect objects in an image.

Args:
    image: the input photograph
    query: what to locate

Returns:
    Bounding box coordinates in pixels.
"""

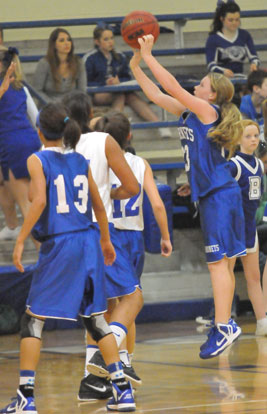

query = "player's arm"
[0,62,16,99]
[130,50,184,116]
[88,168,116,266]
[13,155,47,272]
[138,35,217,123]
[143,159,172,257]
[105,135,139,199]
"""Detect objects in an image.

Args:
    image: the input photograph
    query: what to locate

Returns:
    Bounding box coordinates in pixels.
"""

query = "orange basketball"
[121,10,160,49]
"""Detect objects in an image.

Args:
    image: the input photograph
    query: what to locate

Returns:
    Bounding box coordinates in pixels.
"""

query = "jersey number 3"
[54,174,88,214]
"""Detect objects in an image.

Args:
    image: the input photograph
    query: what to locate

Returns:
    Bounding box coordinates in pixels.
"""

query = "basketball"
[121,11,160,49]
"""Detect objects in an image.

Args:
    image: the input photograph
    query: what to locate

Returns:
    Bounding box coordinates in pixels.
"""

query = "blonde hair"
[207,72,243,158]
[0,45,23,89]
[241,119,260,133]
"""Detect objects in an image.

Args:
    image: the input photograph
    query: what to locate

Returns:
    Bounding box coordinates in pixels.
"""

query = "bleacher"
[1,9,264,324]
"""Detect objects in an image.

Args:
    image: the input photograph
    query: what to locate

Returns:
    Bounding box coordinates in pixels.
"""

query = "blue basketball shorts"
[105,225,144,299]
[198,187,246,263]
[26,228,107,320]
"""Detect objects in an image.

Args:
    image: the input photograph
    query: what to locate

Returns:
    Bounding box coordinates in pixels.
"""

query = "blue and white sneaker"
[107,382,136,412]
[0,389,37,414]
[199,321,241,359]
[200,318,237,351]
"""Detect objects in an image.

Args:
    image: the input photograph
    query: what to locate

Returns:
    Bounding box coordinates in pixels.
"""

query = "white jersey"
[76,131,113,222]
[110,152,146,230]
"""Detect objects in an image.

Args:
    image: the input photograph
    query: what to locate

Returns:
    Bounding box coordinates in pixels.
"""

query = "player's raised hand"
[0,62,16,98]
[130,49,142,68]
[138,34,154,56]
[100,239,116,266]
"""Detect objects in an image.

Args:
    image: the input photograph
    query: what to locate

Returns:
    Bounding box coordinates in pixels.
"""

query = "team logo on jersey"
[177,127,194,142]
[205,244,220,253]
[220,46,245,62]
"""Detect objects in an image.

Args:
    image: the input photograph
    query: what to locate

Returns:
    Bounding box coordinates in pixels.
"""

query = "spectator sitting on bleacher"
[32,28,87,104]
[240,70,267,141]
[83,24,171,139]
[205,1,260,78]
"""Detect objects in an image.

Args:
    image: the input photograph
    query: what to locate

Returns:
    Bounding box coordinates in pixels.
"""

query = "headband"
[36,111,64,140]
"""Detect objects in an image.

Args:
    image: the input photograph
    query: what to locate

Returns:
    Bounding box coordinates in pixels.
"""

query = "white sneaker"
[159,127,172,139]
[0,226,21,240]
[255,318,267,336]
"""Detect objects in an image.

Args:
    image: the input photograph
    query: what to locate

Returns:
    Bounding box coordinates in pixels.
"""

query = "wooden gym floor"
[1,316,267,413]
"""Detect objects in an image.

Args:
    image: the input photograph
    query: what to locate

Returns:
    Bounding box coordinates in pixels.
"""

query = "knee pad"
[20,313,44,340]
[82,314,112,342]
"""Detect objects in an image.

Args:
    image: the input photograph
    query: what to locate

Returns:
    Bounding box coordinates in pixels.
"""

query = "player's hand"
[100,239,116,266]
[160,239,172,257]
[130,49,142,68]
[223,69,234,78]
[250,63,258,72]
[138,34,154,56]
[0,62,16,98]
[13,239,25,272]
[177,183,191,197]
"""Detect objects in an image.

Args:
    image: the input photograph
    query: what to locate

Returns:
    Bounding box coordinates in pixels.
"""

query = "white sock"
[119,349,131,367]
[85,345,98,377]
[257,317,267,326]
[128,353,134,365]
[110,322,127,347]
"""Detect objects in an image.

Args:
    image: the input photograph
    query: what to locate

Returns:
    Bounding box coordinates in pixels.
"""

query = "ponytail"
[207,72,243,158]
[37,103,81,149]
[63,118,81,149]
[94,110,130,149]
[208,102,243,157]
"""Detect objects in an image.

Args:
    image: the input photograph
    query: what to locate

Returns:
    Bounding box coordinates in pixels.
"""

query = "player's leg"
[82,314,135,411]
[0,312,45,414]
[200,258,241,359]
[262,259,267,314]
[241,251,267,335]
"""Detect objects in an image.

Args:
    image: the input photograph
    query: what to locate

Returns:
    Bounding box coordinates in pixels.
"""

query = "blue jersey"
[229,152,264,223]
[177,107,237,202]
[32,148,93,241]
[83,48,131,86]
[205,29,259,74]
[0,82,40,180]
[240,94,265,140]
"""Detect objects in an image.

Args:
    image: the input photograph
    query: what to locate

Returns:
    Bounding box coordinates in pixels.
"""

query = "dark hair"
[93,25,120,61]
[247,69,267,92]
[62,91,93,134]
[257,140,267,159]
[95,111,130,149]
[38,103,81,149]
[46,28,79,89]
[210,1,241,34]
